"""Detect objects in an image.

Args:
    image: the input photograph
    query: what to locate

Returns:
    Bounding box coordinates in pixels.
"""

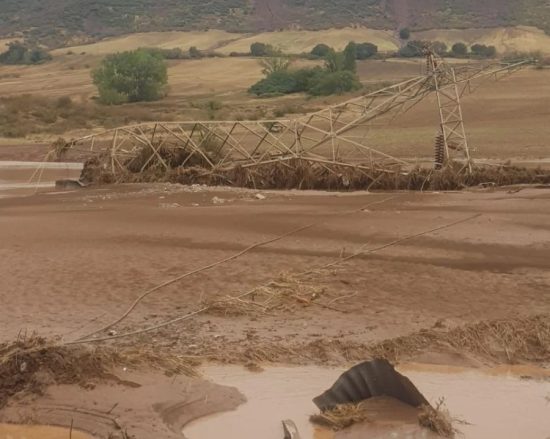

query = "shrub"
[431,41,448,56]
[0,41,52,65]
[308,70,361,96]
[56,96,73,108]
[471,43,497,58]
[399,28,411,40]
[250,42,276,57]
[451,42,468,57]
[356,42,378,59]
[310,43,331,58]
[92,49,168,104]
[249,70,302,96]
[343,42,357,72]
[189,46,203,59]
[398,41,428,57]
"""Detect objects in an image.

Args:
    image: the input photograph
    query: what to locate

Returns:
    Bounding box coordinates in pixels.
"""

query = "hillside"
[2,0,550,47]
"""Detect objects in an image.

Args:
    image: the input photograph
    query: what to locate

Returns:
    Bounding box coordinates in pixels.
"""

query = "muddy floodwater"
[0,161,82,198]
[0,423,94,439]
[183,364,550,439]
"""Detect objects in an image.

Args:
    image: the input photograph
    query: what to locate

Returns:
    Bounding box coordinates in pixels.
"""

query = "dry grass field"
[46,25,550,57]
[1,49,548,161]
[414,26,550,55]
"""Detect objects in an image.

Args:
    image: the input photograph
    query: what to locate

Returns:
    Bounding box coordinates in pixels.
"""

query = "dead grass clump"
[203,295,267,317]
[0,335,198,408]
[418,399,456,438]
[80,156,116,184]
[0,335,112,409]
[310,401,370,430]
[370,314,550,363]
[203,273,326,317]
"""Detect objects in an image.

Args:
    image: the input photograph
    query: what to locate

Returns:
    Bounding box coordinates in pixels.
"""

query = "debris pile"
[79,154,550,191]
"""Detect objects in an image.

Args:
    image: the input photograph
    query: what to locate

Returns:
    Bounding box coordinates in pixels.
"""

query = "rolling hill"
[1,0,550,47]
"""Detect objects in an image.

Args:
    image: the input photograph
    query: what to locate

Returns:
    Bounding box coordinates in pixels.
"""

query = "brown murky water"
[0,161,82,198]
[183,364,550,439]
[0,423,94,439]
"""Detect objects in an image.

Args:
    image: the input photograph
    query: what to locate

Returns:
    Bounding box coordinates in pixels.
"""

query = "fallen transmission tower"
[53,56,530,181]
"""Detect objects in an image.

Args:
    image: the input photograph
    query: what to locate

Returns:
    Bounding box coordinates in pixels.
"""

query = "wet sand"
[1,183,549,346]
[1,173,550,439]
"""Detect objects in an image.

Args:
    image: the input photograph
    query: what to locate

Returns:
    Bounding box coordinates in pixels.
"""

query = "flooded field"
[184,364,550,439]
[0,161,82,198]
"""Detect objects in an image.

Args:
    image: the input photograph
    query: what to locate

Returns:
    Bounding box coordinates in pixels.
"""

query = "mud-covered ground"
[2,183,549,351]
[1,182,550,438]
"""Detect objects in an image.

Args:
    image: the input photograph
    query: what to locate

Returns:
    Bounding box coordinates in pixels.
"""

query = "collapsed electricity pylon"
[52,56,530,181]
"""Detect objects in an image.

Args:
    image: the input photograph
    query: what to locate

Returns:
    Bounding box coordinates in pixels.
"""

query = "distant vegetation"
[92,49,168,104]
[250,42,279,57]
[3,0,550,47]
[249,42,361,97]
[0,94,159,138]
[398,40,497,59]
[0,41,51,65]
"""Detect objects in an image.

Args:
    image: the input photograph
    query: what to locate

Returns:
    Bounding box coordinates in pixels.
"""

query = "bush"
[343,42,357,72]
[249,70,303,96]
[249,44,361,97]
[471,43,497,58]
[451,42,468,57]
[399,28,411,40]
[189,46,203,59]
[310,43,332,58]
[356,42,378,59]
[250,42,276,57]
[308,70,362,96]
[92,49,168,104]
[431,41,448,56]
[398,40,428,57]
[0,41,52,65]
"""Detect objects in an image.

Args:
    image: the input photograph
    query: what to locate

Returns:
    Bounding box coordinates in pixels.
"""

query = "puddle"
[0,161,82,198]
[183,364,550,439]
[0,423,94,439]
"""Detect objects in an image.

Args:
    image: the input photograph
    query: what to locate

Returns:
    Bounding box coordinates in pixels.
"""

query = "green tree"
[399,28,411,40]
[324,49,345,72]
[356,42,378,59]
[471,43,497,58]
[398,40,428,57]
[0,41,51,65]
[343,41,357,72]
[250,42,276,57]
[310,43,331,58]
[431,41,448,56]
[92,49,168,104]
[451,42,468,57]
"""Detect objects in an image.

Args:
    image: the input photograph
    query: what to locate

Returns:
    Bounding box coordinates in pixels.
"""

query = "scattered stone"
[159,203,181,209]
[212,196,226,204]
[255,193,267,200]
